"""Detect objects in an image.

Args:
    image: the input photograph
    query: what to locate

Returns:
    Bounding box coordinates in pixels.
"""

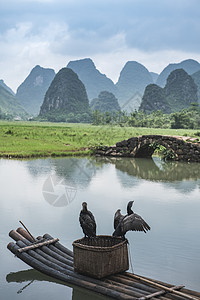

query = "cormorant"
[113,201,150,238]
[79,202,96,238]
[114,200,134,229]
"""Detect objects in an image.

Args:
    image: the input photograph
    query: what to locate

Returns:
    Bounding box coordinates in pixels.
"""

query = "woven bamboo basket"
[72,235,129,279]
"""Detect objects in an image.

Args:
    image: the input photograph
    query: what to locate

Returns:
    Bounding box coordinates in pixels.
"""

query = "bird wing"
[114,210,124,229]
[122,213,151,234]
[87,211,96,232]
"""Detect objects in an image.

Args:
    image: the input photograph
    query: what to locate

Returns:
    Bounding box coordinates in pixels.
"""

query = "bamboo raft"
[7,227,200,300]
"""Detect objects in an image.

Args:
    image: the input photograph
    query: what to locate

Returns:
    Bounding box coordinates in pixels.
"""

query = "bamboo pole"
[109,274,157,294]
[43,233,73,257]
[19,221,37,242]
[16,240,73,271]
[9,230,73,267]
[126,273,199,300]
[138,285,185,300]
[17,238,59,253]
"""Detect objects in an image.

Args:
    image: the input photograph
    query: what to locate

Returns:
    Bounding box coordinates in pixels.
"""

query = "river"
[0,156,200,299]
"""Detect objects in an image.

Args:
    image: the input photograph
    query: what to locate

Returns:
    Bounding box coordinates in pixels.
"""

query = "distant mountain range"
[0,85,28,118]
[16,65,55,115]
[0,80,15,95]
[140,69,198,113]
[1,58,200,120]
[156,59,200,87]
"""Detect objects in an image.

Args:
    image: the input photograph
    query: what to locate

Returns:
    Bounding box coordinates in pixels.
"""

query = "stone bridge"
[95,135,200,162]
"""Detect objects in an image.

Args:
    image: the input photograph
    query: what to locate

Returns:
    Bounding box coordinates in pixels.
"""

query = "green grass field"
[0,121,199,158]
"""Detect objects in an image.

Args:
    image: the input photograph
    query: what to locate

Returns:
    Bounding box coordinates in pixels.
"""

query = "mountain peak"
[67,58,95,70]
[116,61,153,110]
[0,79,15,95]
[67,58,116,100]
[156,59,200,87]
[16,65,55,115]
[39,67,89,117]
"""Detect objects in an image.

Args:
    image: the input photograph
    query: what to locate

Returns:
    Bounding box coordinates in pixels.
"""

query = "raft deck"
[7,227,200,300]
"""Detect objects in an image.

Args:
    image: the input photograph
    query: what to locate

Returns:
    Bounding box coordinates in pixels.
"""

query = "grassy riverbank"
[0,121,199,158]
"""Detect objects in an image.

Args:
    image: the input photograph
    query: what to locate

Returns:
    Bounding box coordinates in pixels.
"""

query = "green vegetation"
[92,104,200,129]
[0,121,199,158]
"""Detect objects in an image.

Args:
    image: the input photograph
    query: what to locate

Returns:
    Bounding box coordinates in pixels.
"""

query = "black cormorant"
[114,200,134,229]
[113,201,150,237]
[79,202,96,238]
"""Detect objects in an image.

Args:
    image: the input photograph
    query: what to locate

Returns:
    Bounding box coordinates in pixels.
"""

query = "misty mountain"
[16,65,55,115]
[115,61,153,111]
[192,70,200,104]
[150,72,159,83]
[67,58,117,101]
[140,69,198,113]
[39,68,90,118]
[0,85,28,118]
[90,91,121,113]
[0,80,15,95]
[156,59,200,87]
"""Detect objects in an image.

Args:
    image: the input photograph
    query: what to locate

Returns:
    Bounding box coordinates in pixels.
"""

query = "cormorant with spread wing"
[114,200,134,230]
[79,202,96,238]
[113,201,150,238]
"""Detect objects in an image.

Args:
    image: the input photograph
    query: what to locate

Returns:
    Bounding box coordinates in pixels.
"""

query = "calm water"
[0,156,200,299]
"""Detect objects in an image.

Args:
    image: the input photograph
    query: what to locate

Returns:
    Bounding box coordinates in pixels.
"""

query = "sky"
[0,0,200,92]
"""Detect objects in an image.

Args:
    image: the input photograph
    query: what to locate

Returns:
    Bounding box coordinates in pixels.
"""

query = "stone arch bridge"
[96,135,200,162]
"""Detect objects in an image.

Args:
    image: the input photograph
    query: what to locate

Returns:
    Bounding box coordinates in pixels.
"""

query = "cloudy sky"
[1,0,200,92]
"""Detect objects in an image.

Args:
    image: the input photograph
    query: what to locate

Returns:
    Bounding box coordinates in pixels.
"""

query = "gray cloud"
[0,0,200,90]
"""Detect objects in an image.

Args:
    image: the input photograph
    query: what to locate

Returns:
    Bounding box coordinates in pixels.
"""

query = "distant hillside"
[150,72,159,83]
[115,61,153,111]
[0,80,15,95]
[139,84,171,113]
[0,85,28,118]
[140,69,198,113]
[192,70,200,104]
[39,68,90,121]
[90,91,121,113]
[165,69,198,111]
[67,58,117,101]
[156,59,200,87]
[16,65,55,115]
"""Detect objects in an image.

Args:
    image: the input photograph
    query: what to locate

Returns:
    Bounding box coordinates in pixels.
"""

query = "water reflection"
[6,270,109,300]
[25,156,200,185]
[26,157,100,189]
[23,156,200,196]
[92,156,200,182]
